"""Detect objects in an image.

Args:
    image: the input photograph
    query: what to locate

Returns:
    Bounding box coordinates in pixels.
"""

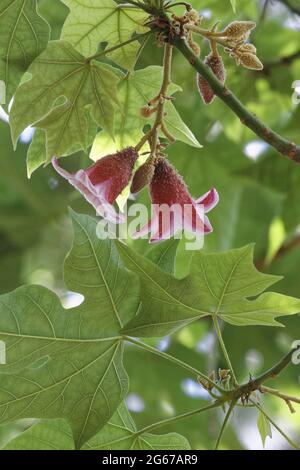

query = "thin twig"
[173,36,300,162]
[123,335,226,393]
[214,399,237,450]
[260,385,300,413]
[232,345,300,400]
[212,314,239,387]
[135,401,222,436]
[88,32,151,62]
[135,42,174,155]
[277,0,300,16]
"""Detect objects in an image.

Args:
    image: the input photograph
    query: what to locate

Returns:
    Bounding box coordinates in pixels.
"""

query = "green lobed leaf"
[3,419,75,450]
[26,129,47,178]
[0,0,50,105]
[90,66,201,160]
[0,211,140,448]
[2,403,190,450]
[61,0,149,69]
[10,41,120,160]
[118,243,300,337]
[257,410,272,448]
[27,115,98,177]
[83,402,191,450]
[146,238,180,274]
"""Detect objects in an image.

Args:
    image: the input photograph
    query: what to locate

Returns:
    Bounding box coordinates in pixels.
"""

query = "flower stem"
[135,42,174,155]
[259,386,300,413]
[88,32,151,61]
[136,400,222,436]
[214,399,237,450]
[123,335,225,393]
[212,314,238,386]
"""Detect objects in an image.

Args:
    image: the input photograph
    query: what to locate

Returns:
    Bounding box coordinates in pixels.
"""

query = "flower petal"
[149,205,183,244]
[52,157,124,224]
[183,202,213,235]
[195,188,219,213]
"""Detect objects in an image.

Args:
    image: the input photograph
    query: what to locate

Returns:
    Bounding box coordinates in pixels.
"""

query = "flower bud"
[131,159,155,194]
[197,53,226,104]
[240,43,257,54]
[239,52,263,70]
[188,34,201,57]
[223,21,256,39]
[140,105,155,118]
[185,8,201,25]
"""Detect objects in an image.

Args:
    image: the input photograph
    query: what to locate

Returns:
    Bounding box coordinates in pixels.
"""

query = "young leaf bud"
[197,53,226,104]
[239,52,263,70]
[223,21,256,39]
[186,8,201,25]
[140,105,155,118]
[131,159,155,194]
[189,41,201,57]
[240,43,257,54]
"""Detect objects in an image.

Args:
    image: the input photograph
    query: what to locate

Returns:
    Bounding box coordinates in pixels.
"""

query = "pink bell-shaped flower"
[52,148,138,223]
[133,158,219,243]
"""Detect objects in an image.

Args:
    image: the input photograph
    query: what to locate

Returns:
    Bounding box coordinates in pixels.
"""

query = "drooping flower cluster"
[52,151,219,243]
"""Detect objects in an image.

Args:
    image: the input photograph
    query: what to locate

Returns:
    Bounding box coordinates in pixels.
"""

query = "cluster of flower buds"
[198,371,216,392]
[52,150,219,243]
[218,21,263,70]
[192,18,262,104]
[226,42,263,70]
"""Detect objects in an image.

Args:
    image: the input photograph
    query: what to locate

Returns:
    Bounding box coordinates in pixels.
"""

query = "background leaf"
[83,402,191,450]
[90,66,201,160]
[257,410,272,448]
[2,419,75,450]
[0,211,139,447]
[10,41,119,161]
[61,0,149,69]
[0,0,50,105]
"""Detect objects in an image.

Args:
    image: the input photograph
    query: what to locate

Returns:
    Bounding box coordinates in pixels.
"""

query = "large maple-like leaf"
[61,0,149,69]
[90,66,201,160]
[83,402,191,450]
[10,41,119,160]
[0,211,139,448]
[3,403,190,450]
[118,243,300,337]
[3,419,75,450]
[0,0,50,105]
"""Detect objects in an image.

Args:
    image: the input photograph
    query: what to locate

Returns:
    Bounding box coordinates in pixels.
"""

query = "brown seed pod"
[197,53,226,104]
[131,159,156,194]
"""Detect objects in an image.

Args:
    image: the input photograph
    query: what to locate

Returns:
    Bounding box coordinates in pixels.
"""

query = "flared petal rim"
[52,157,124,224]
